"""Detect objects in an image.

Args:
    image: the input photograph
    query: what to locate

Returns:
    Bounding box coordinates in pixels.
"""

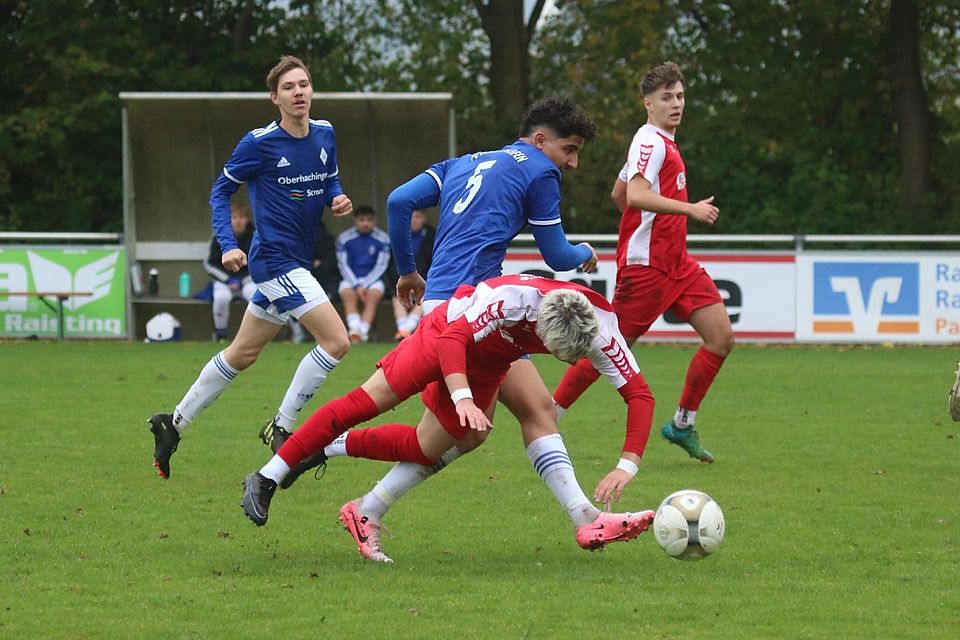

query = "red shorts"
[377,308,507,439]
[612,264,723,338]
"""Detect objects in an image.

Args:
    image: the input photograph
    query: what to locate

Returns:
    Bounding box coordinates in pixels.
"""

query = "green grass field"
[1,340,957,639]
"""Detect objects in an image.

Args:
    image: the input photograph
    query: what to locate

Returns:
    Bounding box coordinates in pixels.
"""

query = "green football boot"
[660,420,714,463]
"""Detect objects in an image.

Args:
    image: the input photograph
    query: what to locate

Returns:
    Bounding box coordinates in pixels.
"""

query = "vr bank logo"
[812,262,919,335]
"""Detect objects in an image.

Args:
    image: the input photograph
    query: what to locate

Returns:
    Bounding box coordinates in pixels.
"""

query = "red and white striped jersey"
[616,123,698,279]
[443,274,638,390]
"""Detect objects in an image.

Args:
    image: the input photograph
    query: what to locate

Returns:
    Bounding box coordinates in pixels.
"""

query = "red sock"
[678,347,726,411]
[277,387,379,466]
[346,423,434,466]
[553,357,602,409]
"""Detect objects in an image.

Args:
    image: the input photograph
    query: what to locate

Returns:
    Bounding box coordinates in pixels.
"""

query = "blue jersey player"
[277,98,650,561]
[148,55,354,480]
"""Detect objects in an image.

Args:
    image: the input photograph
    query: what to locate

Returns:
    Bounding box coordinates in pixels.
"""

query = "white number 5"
[452,160,497,214]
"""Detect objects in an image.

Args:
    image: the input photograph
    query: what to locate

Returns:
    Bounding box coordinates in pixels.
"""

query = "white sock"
[403,315,420,334]
[525,434,599,526]
[359,321,370,341]
[553,399,567,422]
[359,448,462,522]
[274,345,339,430]
[346,313,360,334]
[673,407,697,429]
[324,432,349,458]
[173,351,237,432]
[259,454,290,484]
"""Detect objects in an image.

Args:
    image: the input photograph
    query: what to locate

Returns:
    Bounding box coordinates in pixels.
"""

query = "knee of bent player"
[454,429,490,455]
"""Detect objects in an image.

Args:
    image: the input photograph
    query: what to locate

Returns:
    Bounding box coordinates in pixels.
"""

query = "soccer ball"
[653,489,725,560]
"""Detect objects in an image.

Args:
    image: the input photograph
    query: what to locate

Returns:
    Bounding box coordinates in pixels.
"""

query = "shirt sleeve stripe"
[425,169,443,191]
[223,168,244,184]
[527,217,561,226]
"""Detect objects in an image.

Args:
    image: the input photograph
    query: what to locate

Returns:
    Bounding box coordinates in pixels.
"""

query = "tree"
[0,0,334,232]
[888,0,933,224]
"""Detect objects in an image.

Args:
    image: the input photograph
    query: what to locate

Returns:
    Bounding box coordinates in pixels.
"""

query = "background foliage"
[2,0,958,234]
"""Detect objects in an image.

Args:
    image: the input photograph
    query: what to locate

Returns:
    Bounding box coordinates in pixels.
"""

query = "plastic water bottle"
[148,268,159,296]
[178,271,191,298]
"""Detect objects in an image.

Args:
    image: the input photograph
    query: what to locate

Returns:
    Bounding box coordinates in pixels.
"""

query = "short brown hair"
[641,61,684,96]
[266,55,311,94]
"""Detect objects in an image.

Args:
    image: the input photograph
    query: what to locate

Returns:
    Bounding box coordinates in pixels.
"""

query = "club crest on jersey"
[676,171,686,191]
[470,300,505,332]
[637,144,654,173]
[600,336,635,380]
[319,147,328,165]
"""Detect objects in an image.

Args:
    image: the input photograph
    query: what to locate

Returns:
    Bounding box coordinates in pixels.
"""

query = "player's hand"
[222,248,247,272]
[330,194,353,217]
[356,287,368,302]
[687,196,719,225]
[456,398,493,432]
[593,468,635,505]
[578,242,598,274]
[396,272,426,309]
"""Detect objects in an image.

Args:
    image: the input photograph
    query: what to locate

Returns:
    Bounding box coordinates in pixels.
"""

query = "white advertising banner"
[503,250,797,341]
[795,252,960,343]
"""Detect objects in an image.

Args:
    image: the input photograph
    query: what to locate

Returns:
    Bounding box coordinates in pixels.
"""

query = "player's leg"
[260,270,351,447]
[148,307,282,479]
[661,271,732,463]
[211,280,232,341]
[241,368,398,526]
[503,360,656,550]
[339,283,362,342]
[391,296,410,340]
[359,283,384,342]
[950,361,960,421]
[338,408,465,563]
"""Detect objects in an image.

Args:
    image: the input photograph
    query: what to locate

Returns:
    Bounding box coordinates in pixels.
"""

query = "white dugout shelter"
[120,91,455,339]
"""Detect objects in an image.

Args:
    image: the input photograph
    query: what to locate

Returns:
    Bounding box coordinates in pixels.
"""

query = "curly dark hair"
[518,95,597,142]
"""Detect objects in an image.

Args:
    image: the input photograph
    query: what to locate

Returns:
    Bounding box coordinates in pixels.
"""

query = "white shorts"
[248,268,329,325]
[339,279,385,294]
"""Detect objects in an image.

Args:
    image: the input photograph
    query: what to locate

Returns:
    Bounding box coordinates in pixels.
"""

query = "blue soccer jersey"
[421,141,562,300]
[336,226,391,288]
[210,119,344,284]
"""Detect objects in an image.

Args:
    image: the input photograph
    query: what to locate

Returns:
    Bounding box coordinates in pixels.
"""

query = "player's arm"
[611,175,628,212]
[626,175,718,225]
[210,137,258,271]
[336,236,360,288]
[583,322,653,504]
[526,173,597,274]
[203,236,232,283]
[321,130,352,217]
[358,237,392,289]
[387,170,442,306]
[531,223,598,275]
[436,317,493,432]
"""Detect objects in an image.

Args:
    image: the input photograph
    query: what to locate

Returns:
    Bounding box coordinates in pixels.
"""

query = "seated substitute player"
[241,275,658,563]
[204,201,257,341]
[554,61,733,463]
[146,55,354,479]
[336,205,391,343]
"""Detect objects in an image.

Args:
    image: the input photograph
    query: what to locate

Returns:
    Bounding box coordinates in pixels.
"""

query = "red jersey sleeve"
[617,375,655,457]
[436,316,475,378]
